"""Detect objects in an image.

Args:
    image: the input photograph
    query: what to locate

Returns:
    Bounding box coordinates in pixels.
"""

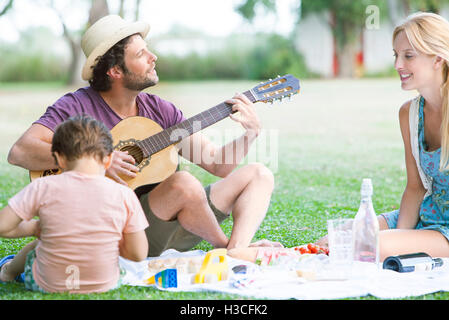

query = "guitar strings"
[122,95,247,162]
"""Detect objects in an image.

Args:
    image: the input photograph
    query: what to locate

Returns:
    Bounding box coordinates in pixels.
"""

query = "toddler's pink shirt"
[8,171,149,293]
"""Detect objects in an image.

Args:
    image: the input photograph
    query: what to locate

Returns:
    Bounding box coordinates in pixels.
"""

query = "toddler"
[0,115,149,293]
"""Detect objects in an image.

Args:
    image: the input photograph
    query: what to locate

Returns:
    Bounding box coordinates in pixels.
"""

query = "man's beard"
[122,69,159,91]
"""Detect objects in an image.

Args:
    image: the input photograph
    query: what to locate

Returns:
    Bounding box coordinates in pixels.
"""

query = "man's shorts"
[140,184,229,257]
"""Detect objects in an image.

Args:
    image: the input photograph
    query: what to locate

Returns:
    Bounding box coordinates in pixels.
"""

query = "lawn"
[0,78,446,300]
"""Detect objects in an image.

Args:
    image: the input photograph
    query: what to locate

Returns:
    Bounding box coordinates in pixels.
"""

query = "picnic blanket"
[119,249,449,300]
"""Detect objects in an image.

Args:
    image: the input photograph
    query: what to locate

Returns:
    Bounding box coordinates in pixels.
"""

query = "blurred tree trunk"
[135,0,141,21]
[88,0,109,26]
[387,0,404,26]
[325,8,362,78]
[387,0,449,26]
[51,0,109,85]
[118,0,142,21]
[235,0,375,78]
[64,0,109,86]
[0,0,13,16]
[337,33,361,78]
[61,20,83,86]
[118,0,125,18]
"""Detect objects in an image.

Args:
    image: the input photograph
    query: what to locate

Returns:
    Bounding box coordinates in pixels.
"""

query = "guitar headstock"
[250,74,300,104]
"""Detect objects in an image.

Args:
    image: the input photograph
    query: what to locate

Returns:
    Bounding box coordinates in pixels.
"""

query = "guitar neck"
[137,90,255,156]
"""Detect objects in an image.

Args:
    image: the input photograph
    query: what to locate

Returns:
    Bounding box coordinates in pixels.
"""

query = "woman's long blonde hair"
[393,12,449,171]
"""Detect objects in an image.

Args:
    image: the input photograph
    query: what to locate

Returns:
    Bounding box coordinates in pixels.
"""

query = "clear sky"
[0,0,298,42]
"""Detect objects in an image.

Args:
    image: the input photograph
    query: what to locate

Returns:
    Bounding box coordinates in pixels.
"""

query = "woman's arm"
[396,100,427,229]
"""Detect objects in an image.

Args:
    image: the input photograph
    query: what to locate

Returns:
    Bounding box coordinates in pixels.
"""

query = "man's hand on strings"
[106,150,139,185]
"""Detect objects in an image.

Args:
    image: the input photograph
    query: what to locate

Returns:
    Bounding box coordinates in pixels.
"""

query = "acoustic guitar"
[29,74,300,191]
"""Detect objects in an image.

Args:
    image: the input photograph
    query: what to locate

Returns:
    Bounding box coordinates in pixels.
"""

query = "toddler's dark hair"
[51,115,113,162]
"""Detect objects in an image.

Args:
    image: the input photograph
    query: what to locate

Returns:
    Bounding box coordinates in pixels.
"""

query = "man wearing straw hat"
[8,15,281,256]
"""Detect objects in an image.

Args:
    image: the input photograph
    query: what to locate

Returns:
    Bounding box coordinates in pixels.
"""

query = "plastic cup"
[327,218,354,266]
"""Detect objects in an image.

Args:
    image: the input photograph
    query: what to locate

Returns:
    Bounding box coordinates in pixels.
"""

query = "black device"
[383,252,443,273]
[232,265,248,274]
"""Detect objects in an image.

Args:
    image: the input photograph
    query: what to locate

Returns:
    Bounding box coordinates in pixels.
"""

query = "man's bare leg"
[209,163,275,249]
[147,171,229,248]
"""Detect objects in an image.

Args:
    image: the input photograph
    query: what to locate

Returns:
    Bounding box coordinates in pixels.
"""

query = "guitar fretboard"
[136,90,255,157]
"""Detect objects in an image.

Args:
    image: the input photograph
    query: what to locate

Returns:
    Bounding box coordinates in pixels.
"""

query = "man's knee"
[248,163,274,188]
[168,171,207,203]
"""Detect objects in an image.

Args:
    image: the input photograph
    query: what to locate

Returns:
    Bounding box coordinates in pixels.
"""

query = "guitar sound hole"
[43,168,60,176]
[120,145,144,165]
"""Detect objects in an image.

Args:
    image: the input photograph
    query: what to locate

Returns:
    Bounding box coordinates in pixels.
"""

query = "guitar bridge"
[114,139,150,172]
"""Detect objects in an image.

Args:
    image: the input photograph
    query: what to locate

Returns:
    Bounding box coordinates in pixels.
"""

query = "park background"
[0,0,448,300]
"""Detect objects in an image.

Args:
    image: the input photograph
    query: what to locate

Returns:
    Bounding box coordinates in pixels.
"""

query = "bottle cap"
[361,178,373,196]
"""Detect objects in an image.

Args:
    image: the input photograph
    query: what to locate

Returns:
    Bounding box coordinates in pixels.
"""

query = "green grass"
[0,81,66,91]
[0,79,447,300]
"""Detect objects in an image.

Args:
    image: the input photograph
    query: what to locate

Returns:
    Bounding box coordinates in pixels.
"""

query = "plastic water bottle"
[352,178,379,265]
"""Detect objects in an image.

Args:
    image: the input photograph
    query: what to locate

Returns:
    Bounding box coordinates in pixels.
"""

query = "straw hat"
[81,15,150,81]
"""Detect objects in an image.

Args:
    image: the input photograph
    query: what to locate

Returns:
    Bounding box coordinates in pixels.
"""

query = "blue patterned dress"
[382,96,449,240]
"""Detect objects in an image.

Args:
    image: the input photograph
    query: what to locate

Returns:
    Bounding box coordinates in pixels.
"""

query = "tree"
[387,0,449,26]
[236,0,388,78]
[0,0,13,16]
[309,0,449,77]
[409,0,449,12]
[236,0,276,22]
[54,0,143,85]
[48,0,109,85]
[305,1,390,77]
[2,0,144,84]
[118,0,142,21]
[134,0,141,20]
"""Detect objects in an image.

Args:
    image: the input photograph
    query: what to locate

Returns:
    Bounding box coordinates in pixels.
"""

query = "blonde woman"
[378,12,449,260]
[225,12,449,264]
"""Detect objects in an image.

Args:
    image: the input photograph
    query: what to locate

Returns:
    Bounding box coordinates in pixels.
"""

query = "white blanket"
[119,249,449,300]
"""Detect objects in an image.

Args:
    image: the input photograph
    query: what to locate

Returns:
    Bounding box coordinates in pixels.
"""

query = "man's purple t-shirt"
[34,86,186,132]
